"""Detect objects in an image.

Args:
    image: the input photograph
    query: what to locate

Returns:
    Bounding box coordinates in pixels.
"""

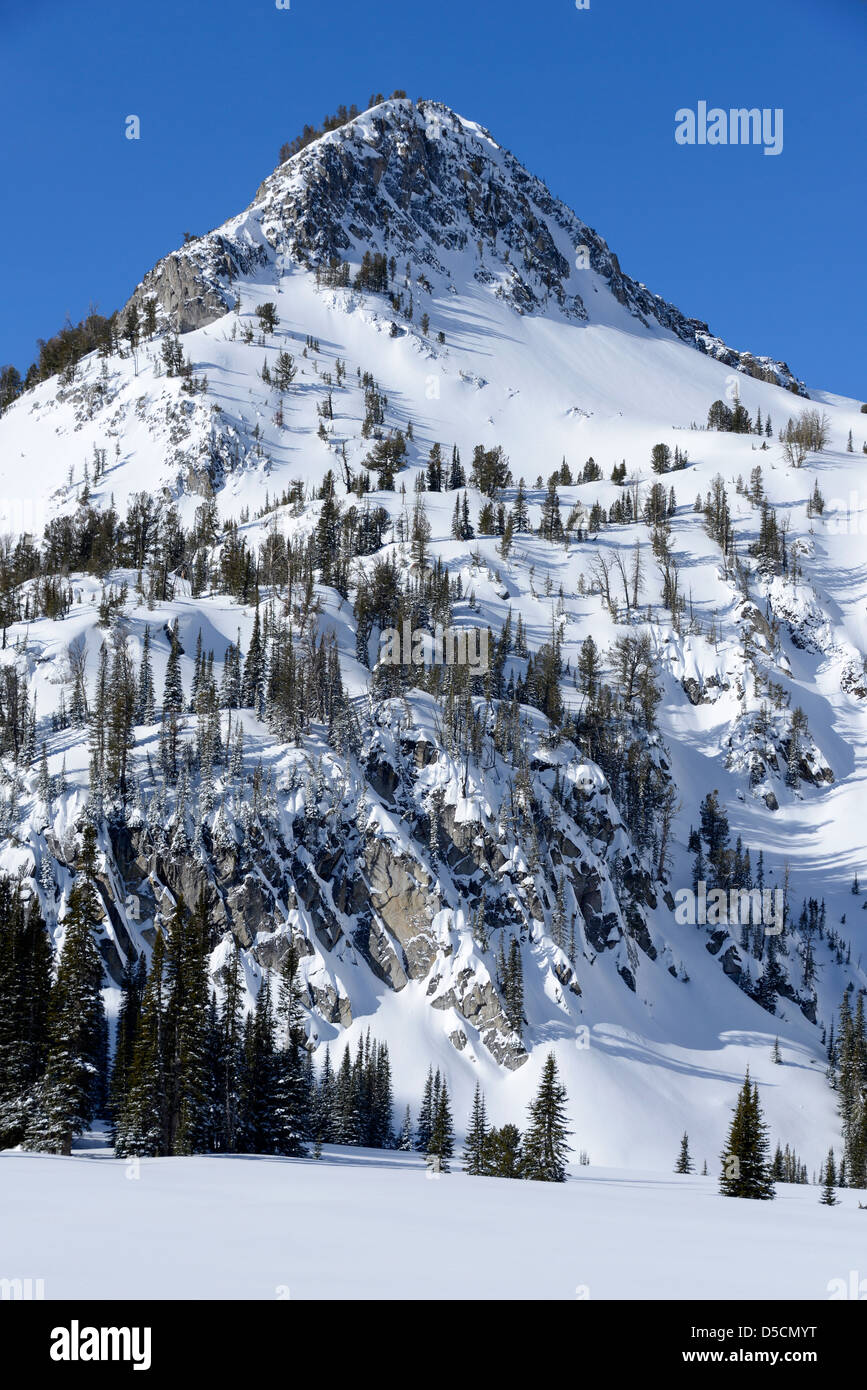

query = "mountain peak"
[121,97,806,395]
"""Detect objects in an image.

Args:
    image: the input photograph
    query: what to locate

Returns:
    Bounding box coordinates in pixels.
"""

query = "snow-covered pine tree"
[163,619,185,714]
[396,1104,413,1151]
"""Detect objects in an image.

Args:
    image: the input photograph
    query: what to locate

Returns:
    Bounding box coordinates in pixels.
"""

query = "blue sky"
[1,0,864,396]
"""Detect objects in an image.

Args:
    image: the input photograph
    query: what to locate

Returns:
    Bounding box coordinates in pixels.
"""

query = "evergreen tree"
[448,445,465,491]
[512,479,530,532]
[108,951,146,1137]
[271,944,309,1155]
[819,1148,839,1205]
[675,1131,694,1174]
[165,894,212,1155]
[163,620,184,714]
[464,1082,489,1175]
[0,881,53,1147]
[426,442,443,492]
[314,1044,336,1144]
[397,1104,413,1151]
[241,603,264,711]
[483,1123,523,1179]
[217,943,246,1153]
[719,1071,775,1199]
[239,972,278,1153]
[136,625,155,724]
[520,1052,572,1182]
[115,929,169,1156]
[416,1066,435,1152]
[502,937,524,1034]
[428,1074,455,1171]
[334,1044,362,1145]
[26,880,106,1154]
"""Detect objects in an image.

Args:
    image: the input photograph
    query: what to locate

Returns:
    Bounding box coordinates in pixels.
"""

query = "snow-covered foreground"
[1,1139,863,1300]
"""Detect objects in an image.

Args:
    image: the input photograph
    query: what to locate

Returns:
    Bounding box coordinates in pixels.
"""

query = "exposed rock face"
[123,251,230,334]
[428,967,526,1070]
[682,674,730,706]
[360,837,437,979]
[119,234,267,335]
[84,689,679,1071]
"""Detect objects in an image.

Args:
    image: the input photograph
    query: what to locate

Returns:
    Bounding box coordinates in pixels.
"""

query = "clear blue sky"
[1,0,864,396]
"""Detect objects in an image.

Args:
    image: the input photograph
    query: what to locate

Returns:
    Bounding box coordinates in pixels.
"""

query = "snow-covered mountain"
[1,95,866,1175]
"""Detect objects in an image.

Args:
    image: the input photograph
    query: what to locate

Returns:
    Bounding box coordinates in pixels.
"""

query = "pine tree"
[484,1123,523,1179]
[369,1039,394,1148]
[163,620,184,714]
[820,1148,839,1205]
[0,881,53,1147]
[165,894,212,1155]
[240,972,278,1154]
[719,1071,775,1199]
[675,1131,694,1174]
[115,929,169,1156]
[217,943,246,1153]
[428,1074,455,1171]
[241,604,264,711]
[137,626,155,724]
[502,937,524,1034]
[314,1044,336,1144]
[37,743,51,806]
[105,626,136,797]
[334,1045,361,1145]
[26,880,106,1154]
[108,951,146,1137]
[448,445,465,491]
[416,1066,435,1152]
[271,944,309,1155]
[397,1104,413,1151]
[521,1052,572,1182]
[464,1082,489,1175]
